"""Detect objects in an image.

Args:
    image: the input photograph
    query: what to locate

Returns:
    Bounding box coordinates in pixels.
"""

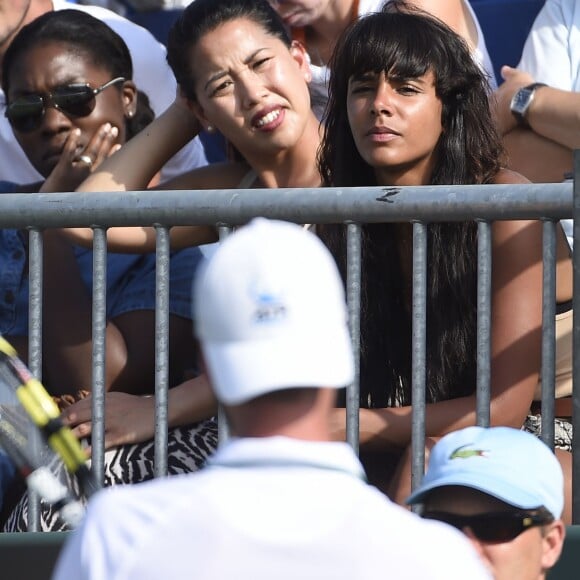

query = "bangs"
[337,15,438,84]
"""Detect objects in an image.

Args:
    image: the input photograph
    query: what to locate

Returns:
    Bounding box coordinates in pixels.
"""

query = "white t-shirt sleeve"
[421,523,492,579]
[517,0,575,90]
[52,487,159,580]
[51,502,113,580]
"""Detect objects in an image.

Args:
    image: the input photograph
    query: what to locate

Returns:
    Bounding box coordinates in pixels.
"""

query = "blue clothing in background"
[0,229,202,337]
[0,450,16,511]
[0,180,203,511]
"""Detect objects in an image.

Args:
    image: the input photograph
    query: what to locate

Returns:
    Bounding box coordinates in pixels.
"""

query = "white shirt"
[0,0,207,185]
[517,0,579,248]
[518,0,580,91]
[53,436,491,580]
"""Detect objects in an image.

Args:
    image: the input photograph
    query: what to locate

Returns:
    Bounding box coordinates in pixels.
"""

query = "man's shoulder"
[353,497,488,576]
[91,471,198,510]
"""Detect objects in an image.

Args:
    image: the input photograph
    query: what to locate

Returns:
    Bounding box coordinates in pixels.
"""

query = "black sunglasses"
[421,509,553,543]
[5,77,125,133]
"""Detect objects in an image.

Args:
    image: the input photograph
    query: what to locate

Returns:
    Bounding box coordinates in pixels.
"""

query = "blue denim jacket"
[0,180,204,510]
[0,181,202,337]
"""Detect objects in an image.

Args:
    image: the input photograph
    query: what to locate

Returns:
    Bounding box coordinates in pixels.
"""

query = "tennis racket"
[0,401,85,527]
[0,336,99,502]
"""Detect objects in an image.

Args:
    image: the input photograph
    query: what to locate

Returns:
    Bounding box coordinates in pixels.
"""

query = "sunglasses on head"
[5,77,125,133]
[421,509,553,543]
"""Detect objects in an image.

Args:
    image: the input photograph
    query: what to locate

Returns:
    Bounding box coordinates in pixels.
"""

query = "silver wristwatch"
[510,82,547,126]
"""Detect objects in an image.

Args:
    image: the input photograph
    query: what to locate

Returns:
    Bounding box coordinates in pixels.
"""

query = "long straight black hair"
[318,3,505,407]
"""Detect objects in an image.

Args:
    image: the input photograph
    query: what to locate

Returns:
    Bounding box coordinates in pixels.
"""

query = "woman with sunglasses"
[0,10,217,531]
[1,8,204,397]
[317,3,572,521]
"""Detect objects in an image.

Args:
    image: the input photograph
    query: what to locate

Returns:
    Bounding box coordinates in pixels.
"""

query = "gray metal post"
[346,223,362,453]
[476,221,492,426]
[540,221,557,449]
[154,226,171,477]
[90,228,107,488]
[26,229,43,532]
[217,226,232,445]
[411,222,427,494]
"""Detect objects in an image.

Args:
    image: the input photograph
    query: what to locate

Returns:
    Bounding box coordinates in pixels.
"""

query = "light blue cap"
[406,426,564,519]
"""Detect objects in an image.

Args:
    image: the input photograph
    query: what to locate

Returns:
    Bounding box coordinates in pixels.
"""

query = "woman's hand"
[61,391,155,452]
[40,123,120,193]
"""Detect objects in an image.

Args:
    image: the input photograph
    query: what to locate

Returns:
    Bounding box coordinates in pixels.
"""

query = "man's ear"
[289,40,312,83]
[541,520,566,571]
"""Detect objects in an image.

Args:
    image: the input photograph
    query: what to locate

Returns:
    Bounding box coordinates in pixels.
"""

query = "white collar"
[208,436,366,480]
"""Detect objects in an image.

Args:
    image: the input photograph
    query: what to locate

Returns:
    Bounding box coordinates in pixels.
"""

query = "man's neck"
[227,389,336,441]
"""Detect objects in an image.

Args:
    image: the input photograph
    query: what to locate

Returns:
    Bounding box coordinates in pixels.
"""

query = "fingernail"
[110,125,119,138]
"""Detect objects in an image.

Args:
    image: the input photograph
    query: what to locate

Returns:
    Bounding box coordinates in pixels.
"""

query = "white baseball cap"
[406,426,564,519]
[193,219,354,405]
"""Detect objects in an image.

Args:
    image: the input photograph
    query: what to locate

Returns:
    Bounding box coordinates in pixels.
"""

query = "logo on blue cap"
[449,444,489,460]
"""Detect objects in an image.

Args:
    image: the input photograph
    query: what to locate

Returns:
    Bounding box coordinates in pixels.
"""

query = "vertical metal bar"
[91,228,107,488]
[217,225,233,445]
[572,150,580,524]
[27,228,43,532]
[476,221,492,427]
[540,221,557,449]
[411,222,427,494]
[154,226,170,477]
[346,223,361,453]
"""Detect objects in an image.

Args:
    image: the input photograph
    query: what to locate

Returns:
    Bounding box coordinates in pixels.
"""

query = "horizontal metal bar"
[0,183,571,228]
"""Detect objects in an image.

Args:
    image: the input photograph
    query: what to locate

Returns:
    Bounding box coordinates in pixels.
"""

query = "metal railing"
[0,176,576,527]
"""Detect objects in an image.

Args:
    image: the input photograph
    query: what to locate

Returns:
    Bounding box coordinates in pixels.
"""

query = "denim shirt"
[0,181,202,337]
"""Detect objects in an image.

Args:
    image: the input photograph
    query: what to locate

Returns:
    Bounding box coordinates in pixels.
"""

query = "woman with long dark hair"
[318,2,572,520]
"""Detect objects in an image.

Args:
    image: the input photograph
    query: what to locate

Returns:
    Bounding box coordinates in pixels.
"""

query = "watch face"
[512,88,532,115]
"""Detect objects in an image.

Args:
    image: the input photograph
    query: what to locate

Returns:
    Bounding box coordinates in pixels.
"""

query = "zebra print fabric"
[3,418,218,532]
